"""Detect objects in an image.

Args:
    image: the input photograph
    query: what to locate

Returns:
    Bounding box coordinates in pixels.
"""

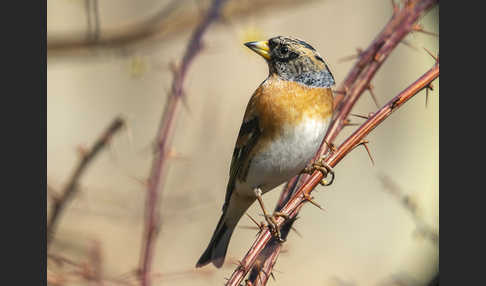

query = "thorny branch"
[137,1,229,285]
[231,0,439,283]
[228,58,439,286]
[47,117,125,247]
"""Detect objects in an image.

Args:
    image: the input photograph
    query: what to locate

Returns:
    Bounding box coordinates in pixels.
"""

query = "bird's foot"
[254,188,288,242]
[264,212,289,243]
[302,157,335,186]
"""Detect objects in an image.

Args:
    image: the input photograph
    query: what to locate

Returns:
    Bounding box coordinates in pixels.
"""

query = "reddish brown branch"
[244,0,438,284]
[137,1,228,285]
[47,117,125,247]
[227,60,439,285]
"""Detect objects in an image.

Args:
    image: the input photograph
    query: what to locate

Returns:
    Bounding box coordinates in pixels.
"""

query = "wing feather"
[222,103,261,212]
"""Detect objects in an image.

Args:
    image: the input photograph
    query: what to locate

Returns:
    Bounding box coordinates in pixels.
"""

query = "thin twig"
[227,62,439,286]
[47,117,125,247]
[137,1,229,285]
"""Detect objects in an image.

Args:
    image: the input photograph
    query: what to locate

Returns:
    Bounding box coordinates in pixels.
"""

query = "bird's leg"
[253,188,287,242]
[302,156,335,186]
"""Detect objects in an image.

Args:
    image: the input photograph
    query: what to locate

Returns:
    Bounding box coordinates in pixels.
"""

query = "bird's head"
[244,36,335,88]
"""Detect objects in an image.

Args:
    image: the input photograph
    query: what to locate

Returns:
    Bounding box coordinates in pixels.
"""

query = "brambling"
[196,36,335,268]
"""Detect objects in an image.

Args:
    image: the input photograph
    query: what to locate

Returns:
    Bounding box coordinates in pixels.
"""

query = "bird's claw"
[264,212,289,242]
[303,157,335,186]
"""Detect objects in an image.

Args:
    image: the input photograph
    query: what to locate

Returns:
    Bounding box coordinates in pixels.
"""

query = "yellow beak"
[244,40,271,60]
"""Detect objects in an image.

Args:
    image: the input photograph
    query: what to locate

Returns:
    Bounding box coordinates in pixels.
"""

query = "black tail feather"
[196,212,234,268]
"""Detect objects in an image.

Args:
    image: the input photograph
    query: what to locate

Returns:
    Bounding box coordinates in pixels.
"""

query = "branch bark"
[137,1,229,285]
[47,117,125,247]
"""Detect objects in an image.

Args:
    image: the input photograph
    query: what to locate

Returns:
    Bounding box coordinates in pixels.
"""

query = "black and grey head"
[244,36,335,88]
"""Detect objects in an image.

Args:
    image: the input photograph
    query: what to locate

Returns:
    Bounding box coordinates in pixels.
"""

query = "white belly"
[238,117,330,194]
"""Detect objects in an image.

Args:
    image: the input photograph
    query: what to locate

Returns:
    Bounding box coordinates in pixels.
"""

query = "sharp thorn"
[290,226,302,238]
[400,39,420,52]
[367,84,380,108]
[343,119,360,127]
[425,86,429,108]
[304,194,324,211]
[338,53,359,63]
[350,113,369,120]
[180,91,192,116]
[413,24,439,37]
[423,47,439,62]
[360,140,375,166]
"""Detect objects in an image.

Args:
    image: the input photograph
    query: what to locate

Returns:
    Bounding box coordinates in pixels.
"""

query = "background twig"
[137,0,229,285]
[47,117,125,247]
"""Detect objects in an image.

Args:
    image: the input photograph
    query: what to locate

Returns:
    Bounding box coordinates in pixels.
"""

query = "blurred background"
[47,0,439,285]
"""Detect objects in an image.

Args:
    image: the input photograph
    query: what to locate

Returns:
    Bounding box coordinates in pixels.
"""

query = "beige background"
[47,0,439,285]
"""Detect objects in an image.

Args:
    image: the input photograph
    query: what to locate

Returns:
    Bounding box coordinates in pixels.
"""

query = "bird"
[196,36,335,268]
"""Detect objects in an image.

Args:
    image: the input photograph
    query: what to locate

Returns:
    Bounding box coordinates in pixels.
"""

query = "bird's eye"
[279,46,288,54]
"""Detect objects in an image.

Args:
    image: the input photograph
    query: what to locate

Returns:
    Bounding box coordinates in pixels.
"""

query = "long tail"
[196,196,253,268]
[196,211,233,268]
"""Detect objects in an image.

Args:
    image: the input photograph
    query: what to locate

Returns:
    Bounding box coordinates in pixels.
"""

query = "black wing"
[222,116,261,212]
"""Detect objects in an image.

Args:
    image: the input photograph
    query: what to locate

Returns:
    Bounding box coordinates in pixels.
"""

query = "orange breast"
[253,74,333,138]
[235,75,334,182]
